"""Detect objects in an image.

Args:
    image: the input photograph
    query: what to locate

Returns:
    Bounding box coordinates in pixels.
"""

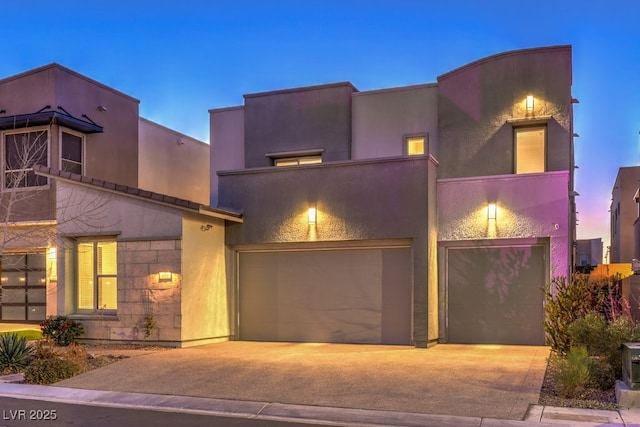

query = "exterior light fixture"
[158,271,172,282]
[488,203,497,220]
[49,247,57,259]
[526,95,534,111]
[308,207,317,225]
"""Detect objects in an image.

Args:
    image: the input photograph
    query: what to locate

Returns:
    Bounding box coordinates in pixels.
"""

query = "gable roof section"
[34,165,243,223]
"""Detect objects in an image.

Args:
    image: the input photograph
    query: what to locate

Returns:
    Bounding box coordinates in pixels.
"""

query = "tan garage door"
[239,247,412,344]
[447,245,545,345]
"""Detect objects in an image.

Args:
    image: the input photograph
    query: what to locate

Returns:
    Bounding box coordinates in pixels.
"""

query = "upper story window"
[60,130,84,175]
[268,148,324,167]
[405,135,426,156]
[514,126,546,174]
[3,128,49,189]
[274,155,322,167]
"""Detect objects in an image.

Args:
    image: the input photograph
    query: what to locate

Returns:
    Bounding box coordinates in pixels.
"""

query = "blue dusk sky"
[1,1,638,252]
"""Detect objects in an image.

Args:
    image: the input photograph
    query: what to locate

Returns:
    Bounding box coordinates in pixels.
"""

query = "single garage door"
[447,245,545,345]
[239,247,412,344]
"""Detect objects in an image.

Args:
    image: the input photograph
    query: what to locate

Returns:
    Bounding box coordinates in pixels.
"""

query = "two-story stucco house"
[211,45,575,347]
[0,45,575,348]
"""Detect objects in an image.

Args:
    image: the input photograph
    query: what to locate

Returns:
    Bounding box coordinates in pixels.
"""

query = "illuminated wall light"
[49,247,57,259]
[526,95,534,111]
[488,203,497,220]
[158,271,172,282]
[308,207,317,225]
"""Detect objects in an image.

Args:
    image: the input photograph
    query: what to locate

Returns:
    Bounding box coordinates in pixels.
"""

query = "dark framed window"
[61,130,83,174]
[3,129,49,188]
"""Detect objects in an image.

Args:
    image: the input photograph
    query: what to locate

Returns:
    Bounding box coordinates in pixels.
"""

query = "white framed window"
[514,126,546,174]
[405,134,426,156]
[77,240,118,312]
[2,127,49,189]
[60,128,84,175]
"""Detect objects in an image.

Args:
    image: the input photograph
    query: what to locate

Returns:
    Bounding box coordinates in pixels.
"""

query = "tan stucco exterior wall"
[138,118,210,204]
[180,214,231,345]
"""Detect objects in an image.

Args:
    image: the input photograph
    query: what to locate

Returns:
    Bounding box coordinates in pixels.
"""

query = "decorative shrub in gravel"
[40,316,84,346]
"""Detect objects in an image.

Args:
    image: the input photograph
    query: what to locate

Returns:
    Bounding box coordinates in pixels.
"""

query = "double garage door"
[446,244,546,345]
[239,247,412,345]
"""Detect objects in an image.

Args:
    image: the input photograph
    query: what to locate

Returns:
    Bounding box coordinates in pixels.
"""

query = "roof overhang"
[0,111,103,133]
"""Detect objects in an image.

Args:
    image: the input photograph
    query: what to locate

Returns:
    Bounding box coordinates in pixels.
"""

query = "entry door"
[447,245,545,345]
[0,253,46,321]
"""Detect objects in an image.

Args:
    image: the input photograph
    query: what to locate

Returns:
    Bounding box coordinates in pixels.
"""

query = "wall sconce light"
[158,271,172,282]
[49,247,57,260]
[526,95,534,112]
[200,224,213,231]
[488,203,497,220]
[308,207,317,225]
[97,105,108,112]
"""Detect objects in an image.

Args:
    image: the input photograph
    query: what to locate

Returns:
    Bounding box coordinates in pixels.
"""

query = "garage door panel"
[239,247,411,344]
[447,245,545,345]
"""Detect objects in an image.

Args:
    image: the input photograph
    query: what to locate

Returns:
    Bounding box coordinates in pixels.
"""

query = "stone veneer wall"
[81,239,183,345]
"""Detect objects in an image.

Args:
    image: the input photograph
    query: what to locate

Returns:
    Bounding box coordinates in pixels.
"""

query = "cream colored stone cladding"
[80,239,183,345]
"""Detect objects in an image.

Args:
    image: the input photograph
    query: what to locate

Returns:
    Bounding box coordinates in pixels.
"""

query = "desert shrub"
[589,357,616,390]
[545,274,629,355]
[553,346,592,398]
[545,275,600,354]
[40,316,84,346]
[567,312,609,356]
[0,333,33,373]
[568,312,640,382]
[23,340,89,385]
[24,357,78,384]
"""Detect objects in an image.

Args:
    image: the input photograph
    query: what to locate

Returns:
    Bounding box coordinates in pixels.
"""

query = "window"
[274,155,322,167]
[61,130,83,174]
[3,129,49,188]
[77,241,117,312]
[406,135,426,156]
[515,126,545,174]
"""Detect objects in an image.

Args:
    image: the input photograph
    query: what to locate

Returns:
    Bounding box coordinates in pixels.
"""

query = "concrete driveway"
[57,342,549,421]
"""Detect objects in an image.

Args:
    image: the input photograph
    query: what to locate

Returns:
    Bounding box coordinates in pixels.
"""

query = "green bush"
[40,316,84,346]
[544,274,629,355]
[544,275,600,354]
[589,357,616,390]
[0,333,33,373]
[568,312,640,380]
[553,346,592,398]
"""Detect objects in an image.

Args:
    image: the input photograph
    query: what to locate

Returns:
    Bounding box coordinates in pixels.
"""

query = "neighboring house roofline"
[139,116,208,146]
[208,105,244,114]
[33,165,243,223]
[353,82,438,97]
[243,81,359,99]
[0,63,140,104]
[437,45,572,81]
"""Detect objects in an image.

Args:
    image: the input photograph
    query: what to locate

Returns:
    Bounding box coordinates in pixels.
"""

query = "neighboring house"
[611,166,640,263]
[0,64,210,333]
[212,45,576,347]
[576,238,603,269]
